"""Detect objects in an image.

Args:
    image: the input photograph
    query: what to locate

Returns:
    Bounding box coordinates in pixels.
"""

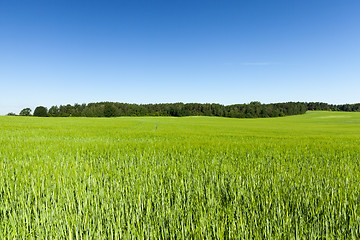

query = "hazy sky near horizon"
[1,0,360,115]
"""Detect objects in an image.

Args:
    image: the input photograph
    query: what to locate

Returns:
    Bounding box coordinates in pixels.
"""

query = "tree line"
[11,101,360,118]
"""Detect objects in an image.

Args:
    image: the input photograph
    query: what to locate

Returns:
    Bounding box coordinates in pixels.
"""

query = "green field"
[1,111,360,239]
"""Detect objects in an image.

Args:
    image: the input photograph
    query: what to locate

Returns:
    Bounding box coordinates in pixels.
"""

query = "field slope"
[0,111,360,239]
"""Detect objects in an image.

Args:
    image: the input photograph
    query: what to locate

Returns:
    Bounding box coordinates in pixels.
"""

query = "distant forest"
[14,102,360,118]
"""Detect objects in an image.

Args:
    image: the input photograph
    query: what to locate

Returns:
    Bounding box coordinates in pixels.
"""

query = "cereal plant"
[0,111,359,239]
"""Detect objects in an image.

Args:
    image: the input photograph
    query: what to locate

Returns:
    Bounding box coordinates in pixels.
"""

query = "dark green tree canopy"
[33,106,48,117]
[41,102,310,118]
[104,104,117,117]
[19,108,32,116]
[48,106,60,117]
[24,102,360,119]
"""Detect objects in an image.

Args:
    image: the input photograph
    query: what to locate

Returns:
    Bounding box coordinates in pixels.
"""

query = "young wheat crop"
[0,111,359,239]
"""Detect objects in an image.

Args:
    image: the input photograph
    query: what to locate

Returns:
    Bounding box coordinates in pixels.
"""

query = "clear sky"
[1,0,359,115]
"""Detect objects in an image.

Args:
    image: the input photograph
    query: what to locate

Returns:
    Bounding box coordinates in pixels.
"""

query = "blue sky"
[1,0,359,115]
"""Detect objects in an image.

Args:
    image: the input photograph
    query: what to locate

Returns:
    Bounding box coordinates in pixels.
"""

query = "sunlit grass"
[0,111,360,239]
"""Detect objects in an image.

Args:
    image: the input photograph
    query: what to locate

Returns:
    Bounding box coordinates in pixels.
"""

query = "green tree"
[33,106,48,117]
[48,106,60,117]
[19,108,32,116]
[104,104,116,117]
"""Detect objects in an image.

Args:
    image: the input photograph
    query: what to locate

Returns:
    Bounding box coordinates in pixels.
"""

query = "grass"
[0,111,360,239]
